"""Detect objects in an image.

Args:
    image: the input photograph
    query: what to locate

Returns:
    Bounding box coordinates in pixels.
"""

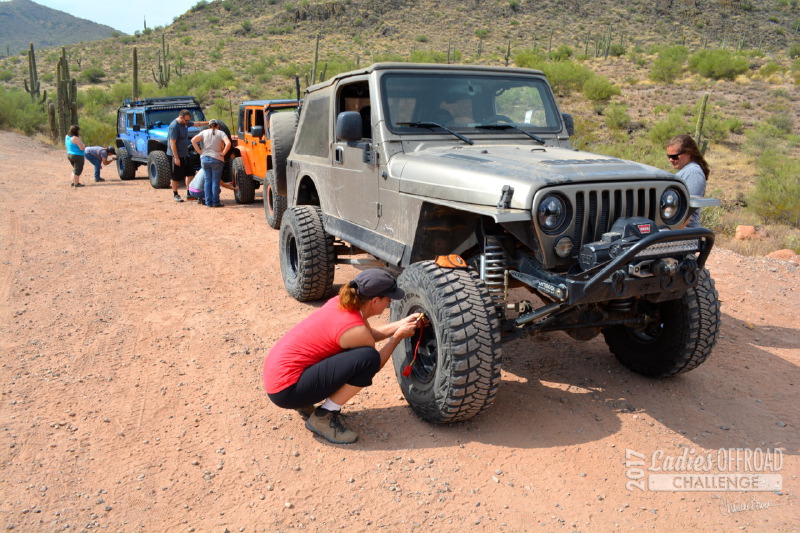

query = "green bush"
[80,67,106,84]
[241,20,253,33]
[0,86,48,135]
[648,111,690,147]
[649,45,688,83]
[768,113,794,134]
[789,43,800,59]
[750,150,800,227]
[607,43,627,57]
[190,0,209,12]
[415,35,429,43]
[604,103,631,130]
[0,69,13,82]
[688,49,749,80]
[549,45,573,61]
[758,61,784,78]
[582,75,620,102]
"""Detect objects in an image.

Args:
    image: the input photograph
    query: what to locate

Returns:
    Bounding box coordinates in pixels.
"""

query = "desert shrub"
[190,0,209,12]
[648,111,690,147]
[79,115,116,147]
[743,123,789,158]
[208,16,219,24]
[80,67,105,84]
[0,69,12,81]
[688,49,749,80]
[789,43,800,59]
[758,61,784,78]
[607,43,627,57]
[241,20,253,33]
[767,113,794,134]
[0,86,48,135]
[415,35,429,43]
[604,102,631,130]
[582,75,620,102]
[649,45,688,83]
[267,25,293,35]
[409,49,450,63]
[750,150,800,226]
[549,45,573,61]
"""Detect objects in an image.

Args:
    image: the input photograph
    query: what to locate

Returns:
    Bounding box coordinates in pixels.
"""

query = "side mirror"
[336,111,363,142]
[562,113,575,137]
[251,125,264,138]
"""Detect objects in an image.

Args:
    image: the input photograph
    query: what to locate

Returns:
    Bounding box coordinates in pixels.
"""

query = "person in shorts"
[166,109,208,202]
[65,125,86,187]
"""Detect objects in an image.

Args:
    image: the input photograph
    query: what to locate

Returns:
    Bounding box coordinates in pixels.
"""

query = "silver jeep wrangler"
[278,63,721,424]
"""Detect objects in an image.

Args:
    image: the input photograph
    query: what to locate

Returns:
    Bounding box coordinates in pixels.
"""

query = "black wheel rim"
[408,305,438,383]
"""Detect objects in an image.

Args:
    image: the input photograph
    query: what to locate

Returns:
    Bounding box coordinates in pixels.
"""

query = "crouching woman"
[263,269,420,444]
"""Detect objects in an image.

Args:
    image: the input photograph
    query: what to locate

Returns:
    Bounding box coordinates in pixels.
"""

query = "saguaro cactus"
[24,42,46,104]
[133,47,139,100]
[152,34,171,88]
[55,47,79,141]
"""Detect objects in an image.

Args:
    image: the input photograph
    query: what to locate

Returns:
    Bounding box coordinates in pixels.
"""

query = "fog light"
[554,236,573,258]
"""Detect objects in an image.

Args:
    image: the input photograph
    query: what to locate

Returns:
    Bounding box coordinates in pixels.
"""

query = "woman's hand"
[393,313,424,340]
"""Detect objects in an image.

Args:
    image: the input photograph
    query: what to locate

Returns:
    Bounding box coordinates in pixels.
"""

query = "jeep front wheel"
[232,158,254,204]
[147,151,171,189]
[602,268,720,377]
[390,262,502,424]
[279,206,335,301]
[116,147,136,180]
[264,169,287,229]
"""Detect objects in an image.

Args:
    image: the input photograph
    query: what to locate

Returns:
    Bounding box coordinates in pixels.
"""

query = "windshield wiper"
[397,122,474,145]
[475,124,546,145]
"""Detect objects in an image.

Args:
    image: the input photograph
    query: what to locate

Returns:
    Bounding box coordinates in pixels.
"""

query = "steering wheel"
[484,114,514,124]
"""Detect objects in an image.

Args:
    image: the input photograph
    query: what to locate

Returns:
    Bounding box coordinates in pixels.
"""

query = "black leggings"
[268,346,381,409]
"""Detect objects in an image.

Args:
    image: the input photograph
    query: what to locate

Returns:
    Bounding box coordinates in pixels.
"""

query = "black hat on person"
[352,269,405,300]
[209,118,220,126]
[107,146,116,155]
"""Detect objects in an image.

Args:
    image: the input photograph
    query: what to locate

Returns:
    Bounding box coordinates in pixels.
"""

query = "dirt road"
[1,130,798,531]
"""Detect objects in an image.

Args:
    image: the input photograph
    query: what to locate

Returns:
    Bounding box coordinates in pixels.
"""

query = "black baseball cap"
[352,269,405,300]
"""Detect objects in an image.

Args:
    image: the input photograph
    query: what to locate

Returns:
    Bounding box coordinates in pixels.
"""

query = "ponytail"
[338,281,364,312]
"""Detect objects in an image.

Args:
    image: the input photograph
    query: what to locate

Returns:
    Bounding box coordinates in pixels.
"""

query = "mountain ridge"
[0,0,119,53]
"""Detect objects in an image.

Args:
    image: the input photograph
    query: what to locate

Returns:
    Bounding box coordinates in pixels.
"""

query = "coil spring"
[480,236,507,305]
[606,298,634,313]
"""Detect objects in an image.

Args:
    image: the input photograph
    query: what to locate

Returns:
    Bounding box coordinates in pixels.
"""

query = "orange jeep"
[230,99,299,228]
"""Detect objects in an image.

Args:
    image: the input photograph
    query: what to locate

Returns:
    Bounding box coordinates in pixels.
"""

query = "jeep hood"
[391,144,675,210]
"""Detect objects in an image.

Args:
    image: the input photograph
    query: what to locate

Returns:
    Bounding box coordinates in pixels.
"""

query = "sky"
[32,0,200,35]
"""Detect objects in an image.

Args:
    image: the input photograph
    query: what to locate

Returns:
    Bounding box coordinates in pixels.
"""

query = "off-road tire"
[602,268,720,377]
[232,157,254,204]
[147,151,171,189]
[279,206,335,301]
[390,262,502,424]
[269,111,298,183]
[264,169,287,229]
[221,158,233,184]
[116,147,136,180]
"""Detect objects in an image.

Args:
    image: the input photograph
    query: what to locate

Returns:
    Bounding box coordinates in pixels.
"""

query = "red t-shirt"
[263,297,365,394]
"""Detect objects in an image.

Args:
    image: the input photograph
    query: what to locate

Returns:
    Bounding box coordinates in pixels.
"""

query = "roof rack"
[121,96,200,107]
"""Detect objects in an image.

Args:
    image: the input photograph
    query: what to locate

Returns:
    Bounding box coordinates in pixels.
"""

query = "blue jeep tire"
[148,151,172,189]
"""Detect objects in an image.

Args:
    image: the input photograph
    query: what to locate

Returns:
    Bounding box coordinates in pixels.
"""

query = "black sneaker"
[95,177,105,182]
[197,198,205,205]
[74,183,85,187]
[305,408,358,444]
[173,194,184,202]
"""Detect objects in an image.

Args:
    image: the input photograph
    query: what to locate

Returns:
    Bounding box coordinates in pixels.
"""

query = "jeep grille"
[572,187,657,258]
[532,181,687,268]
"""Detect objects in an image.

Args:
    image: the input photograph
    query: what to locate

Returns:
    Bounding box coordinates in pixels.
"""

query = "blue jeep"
[115,97,206,188]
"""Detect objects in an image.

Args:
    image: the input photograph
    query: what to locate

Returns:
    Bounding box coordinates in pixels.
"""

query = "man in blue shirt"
[166,109,208,202]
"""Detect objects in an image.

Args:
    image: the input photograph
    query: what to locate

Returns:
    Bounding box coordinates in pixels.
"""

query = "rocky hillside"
[0,0,118,53]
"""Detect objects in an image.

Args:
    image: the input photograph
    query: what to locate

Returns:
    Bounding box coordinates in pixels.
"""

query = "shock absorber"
[480,236,507,306]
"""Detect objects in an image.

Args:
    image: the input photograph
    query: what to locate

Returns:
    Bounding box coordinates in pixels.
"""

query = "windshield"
[146,108,205,128]
[380,72,561,134]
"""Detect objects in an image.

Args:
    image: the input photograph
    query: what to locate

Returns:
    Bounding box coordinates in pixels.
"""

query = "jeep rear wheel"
[232,157,254,204]
[264,169,287,229]
[116,147,136,180]
[147,151,171,189]
[390,262,502,424]
[602,268,720,377]
[269,112,298,182]
[279,206,335,301]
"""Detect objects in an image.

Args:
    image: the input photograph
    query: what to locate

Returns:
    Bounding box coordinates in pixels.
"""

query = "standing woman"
[666,134,710,228]
[190,119,231,208]
[65,125,86,187]
[263,269,421,444]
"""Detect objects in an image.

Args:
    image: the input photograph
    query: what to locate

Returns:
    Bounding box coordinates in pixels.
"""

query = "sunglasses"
[667,151,685,161]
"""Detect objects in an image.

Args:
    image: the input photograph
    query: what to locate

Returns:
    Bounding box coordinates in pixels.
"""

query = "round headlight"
[660,188,682,223]
[537,195,567,233]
